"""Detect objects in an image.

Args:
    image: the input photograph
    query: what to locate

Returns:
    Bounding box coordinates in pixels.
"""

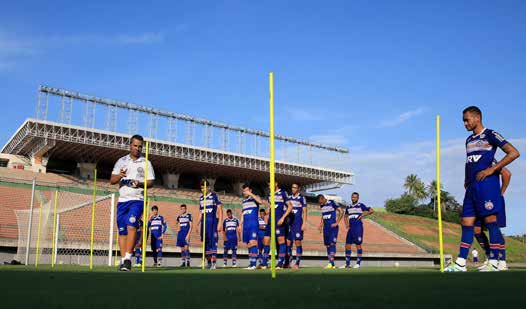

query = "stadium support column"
[206,178,216,192]
[30,155,48,173]
[78,163,96,180]
[162,173,180,189]
[233,181,245,196]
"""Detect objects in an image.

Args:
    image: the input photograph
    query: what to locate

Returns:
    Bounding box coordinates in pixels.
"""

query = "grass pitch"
[2,265,525,308]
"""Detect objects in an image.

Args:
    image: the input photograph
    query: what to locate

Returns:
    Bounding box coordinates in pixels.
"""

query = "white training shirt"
[472,249,478,258]
[112,154,155,202]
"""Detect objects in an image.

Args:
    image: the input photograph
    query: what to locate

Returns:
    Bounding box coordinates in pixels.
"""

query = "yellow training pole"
[89,168,98,270]
[269,72,277,279]
[142,198,150,270]
[51,190,58,268]
[201,182,207,270]
[35,201,43,268]
[113,195,119,266]
[436,115,445,272]
[142,141,150,273]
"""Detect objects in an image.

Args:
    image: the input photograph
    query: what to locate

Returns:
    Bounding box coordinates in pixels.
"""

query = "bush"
[385,194,417,214]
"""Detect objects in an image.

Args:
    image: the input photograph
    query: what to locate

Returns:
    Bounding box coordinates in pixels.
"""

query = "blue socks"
[345,249,351,266]
[296,246,302,265]
[263,245,270,266]
[486,222,504,262]
[474,232,490,257]
[459,225,474,260]
[278,243,286,266]
[329,245,336,266]
[357,249,363,265]
[249,246,258,267]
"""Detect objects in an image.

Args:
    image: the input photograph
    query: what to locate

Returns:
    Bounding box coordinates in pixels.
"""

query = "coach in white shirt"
[110,134,155,271]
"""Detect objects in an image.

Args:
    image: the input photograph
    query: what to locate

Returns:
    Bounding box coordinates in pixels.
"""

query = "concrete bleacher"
[0,168,435,266]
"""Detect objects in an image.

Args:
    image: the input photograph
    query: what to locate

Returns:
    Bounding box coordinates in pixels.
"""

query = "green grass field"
[370,211,526,262]
[2,265,525,308]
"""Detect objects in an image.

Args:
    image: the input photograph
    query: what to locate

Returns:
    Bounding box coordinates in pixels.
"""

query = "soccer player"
[110,134,155,271]
[266,181,293,269]
[344,192,374,269]
[287,183,307,269]
[475,164,511,271]
[472,249,479,264]
[198,179,223,270]
[241,184,264,270]
[222,209,240,267]
[446,106,519,272]
[257,208,269,268]
[148,205,167,267]
[176,204,193,267]
[317,195,343,269]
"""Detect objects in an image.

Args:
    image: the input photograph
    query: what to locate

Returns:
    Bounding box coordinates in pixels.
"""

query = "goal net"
[15,189,116,267]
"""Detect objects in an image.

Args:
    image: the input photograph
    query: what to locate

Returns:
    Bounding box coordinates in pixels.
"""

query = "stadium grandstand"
[0,86,445,267]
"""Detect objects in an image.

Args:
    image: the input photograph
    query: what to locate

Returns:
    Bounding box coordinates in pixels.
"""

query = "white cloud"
[378,107,425,128]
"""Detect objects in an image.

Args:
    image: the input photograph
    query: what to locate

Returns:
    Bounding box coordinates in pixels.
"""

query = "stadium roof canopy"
[2,119,353,187]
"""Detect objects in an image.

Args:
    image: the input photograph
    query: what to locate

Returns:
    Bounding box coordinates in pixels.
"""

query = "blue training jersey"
[289,193,307,226]
[199,192,222,226]
[223,217,239,239]
[242,196,259,227]
[258,216,267,232]
[321,200,339,228]
[465,128,508,185]
[148,215,167,238]
[177,213,192,235]
[268,189,289,221]
[345,202,371,227]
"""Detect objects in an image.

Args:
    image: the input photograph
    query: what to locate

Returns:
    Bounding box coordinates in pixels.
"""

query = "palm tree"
[404,174,428,202]
[427,180,441,212]
[404,174,420,196]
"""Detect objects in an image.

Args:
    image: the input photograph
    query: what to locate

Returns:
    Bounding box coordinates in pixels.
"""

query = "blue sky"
[1,1,525,234]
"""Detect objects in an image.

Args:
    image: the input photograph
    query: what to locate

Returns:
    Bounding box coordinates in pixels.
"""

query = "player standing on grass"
[257,208,269,268]
[148,205,167,267]
[472,249,479,264]
[446,106,519,272]
[344,192,374,269]
[474,163,511,271]
[317,195,343,269]
[198,179,223,270]
[287,183,308,269]
[110,134,155,271]
[267,181,293,270]
[176,204,192,267]
[241,184,264,270]
[222,209,240,267]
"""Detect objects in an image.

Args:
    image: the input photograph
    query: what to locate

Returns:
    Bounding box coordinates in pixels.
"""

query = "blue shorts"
[243,225,259,244]
[473,257,479,263]
[268,222,287,238]
[323,226,339,246]
[475,196,506,228]
[176,231,189,247]
[224,239,238,251]
[346,225,363,245]
[287,224,304,241]
[258,231,267,249]
[150,237,163,251]
[117,200,144,236]
[463,176,503,219]
[200,221,218,242]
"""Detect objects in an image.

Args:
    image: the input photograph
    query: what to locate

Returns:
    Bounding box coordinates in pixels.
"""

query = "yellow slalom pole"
[436,115,445,272]
[269,72,276,279]
[51,190,58,268]
[142,141,150,273]
[142,198,150,270]
[35,201,43,268]
[201,182,207,270]
[89,168,98,270]
[113,194,119,266]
